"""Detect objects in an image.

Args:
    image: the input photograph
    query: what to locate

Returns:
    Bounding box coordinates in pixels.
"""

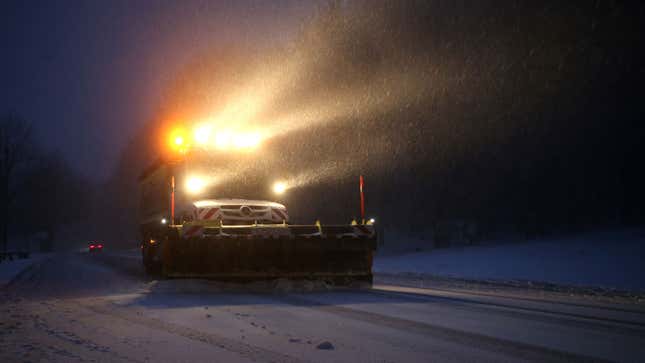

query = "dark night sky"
[3,0,643,243]
[1,0,317,180]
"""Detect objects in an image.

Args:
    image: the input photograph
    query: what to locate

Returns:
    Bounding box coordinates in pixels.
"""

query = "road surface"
[1,253,644,362]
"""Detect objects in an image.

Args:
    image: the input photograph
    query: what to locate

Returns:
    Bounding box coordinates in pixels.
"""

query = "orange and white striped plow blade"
[194,207,221,221]
[182,225,204,239]
[271,208,289,222]
[352,224,375,237]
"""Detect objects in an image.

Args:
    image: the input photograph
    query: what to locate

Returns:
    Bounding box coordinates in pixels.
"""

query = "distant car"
[89,243,103,253]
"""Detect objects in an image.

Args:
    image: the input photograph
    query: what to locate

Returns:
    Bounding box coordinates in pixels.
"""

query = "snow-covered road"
[1,253,644,362]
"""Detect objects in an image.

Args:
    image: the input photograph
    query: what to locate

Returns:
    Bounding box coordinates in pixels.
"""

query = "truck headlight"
[186,176,206,194]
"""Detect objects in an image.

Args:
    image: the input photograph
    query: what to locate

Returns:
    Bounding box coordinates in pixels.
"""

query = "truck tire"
[142,243,162,275]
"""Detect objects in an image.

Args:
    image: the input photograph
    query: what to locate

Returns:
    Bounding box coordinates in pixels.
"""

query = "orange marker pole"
[359,175,365,223]
[171,175,175,225]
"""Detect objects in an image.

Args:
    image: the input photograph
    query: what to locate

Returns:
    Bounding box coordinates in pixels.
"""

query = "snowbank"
[374,229,645,291]
[0,254,50,287]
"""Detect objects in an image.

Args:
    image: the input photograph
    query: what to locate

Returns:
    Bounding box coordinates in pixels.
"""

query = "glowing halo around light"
[272,181,287,194]
[185,176,207,194]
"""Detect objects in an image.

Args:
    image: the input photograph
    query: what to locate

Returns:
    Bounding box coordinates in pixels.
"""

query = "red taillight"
[89,245,95,249]
[97,244,103,249]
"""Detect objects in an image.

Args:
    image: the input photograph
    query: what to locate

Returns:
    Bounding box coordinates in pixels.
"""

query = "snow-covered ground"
[375,229,645,291]
[3,253,644,362]
[0,254,50,287]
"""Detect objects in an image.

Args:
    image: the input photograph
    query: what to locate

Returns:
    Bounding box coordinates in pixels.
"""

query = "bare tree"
[15,151,91,249]
[0,112,32,253]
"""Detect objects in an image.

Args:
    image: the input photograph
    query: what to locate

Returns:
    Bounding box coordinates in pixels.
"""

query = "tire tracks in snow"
[31,315,141,363]
[0,297,143,363]
[366,288,645,338]
[373,278,645,318]
[375,273,645,309]
[273,294,608,363]
[79,299,307,363]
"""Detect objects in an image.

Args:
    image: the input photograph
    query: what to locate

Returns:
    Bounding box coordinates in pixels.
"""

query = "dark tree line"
[0,112,92,253]
[0,113,31,253]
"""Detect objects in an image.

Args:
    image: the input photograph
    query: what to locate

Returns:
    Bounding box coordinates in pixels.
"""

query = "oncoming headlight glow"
[232,132,261,149]
[172,124,264,153]
[214,131,232,150]
[213,130,261,151]
[168,127,189,153]
[273,181,287,194]
[193,124,212,145]
[185,176,207,194]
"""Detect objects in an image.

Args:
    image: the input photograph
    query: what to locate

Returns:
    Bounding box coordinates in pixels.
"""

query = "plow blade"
[161,225,376,284]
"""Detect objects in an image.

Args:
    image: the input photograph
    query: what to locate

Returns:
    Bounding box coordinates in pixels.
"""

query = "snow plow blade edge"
[160,227,376,284]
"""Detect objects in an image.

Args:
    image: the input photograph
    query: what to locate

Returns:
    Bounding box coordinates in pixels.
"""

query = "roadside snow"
[374,229,645,291]
[0,254,49,287]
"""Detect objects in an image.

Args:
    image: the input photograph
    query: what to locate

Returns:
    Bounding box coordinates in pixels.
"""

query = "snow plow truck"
[139,151,377,285]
